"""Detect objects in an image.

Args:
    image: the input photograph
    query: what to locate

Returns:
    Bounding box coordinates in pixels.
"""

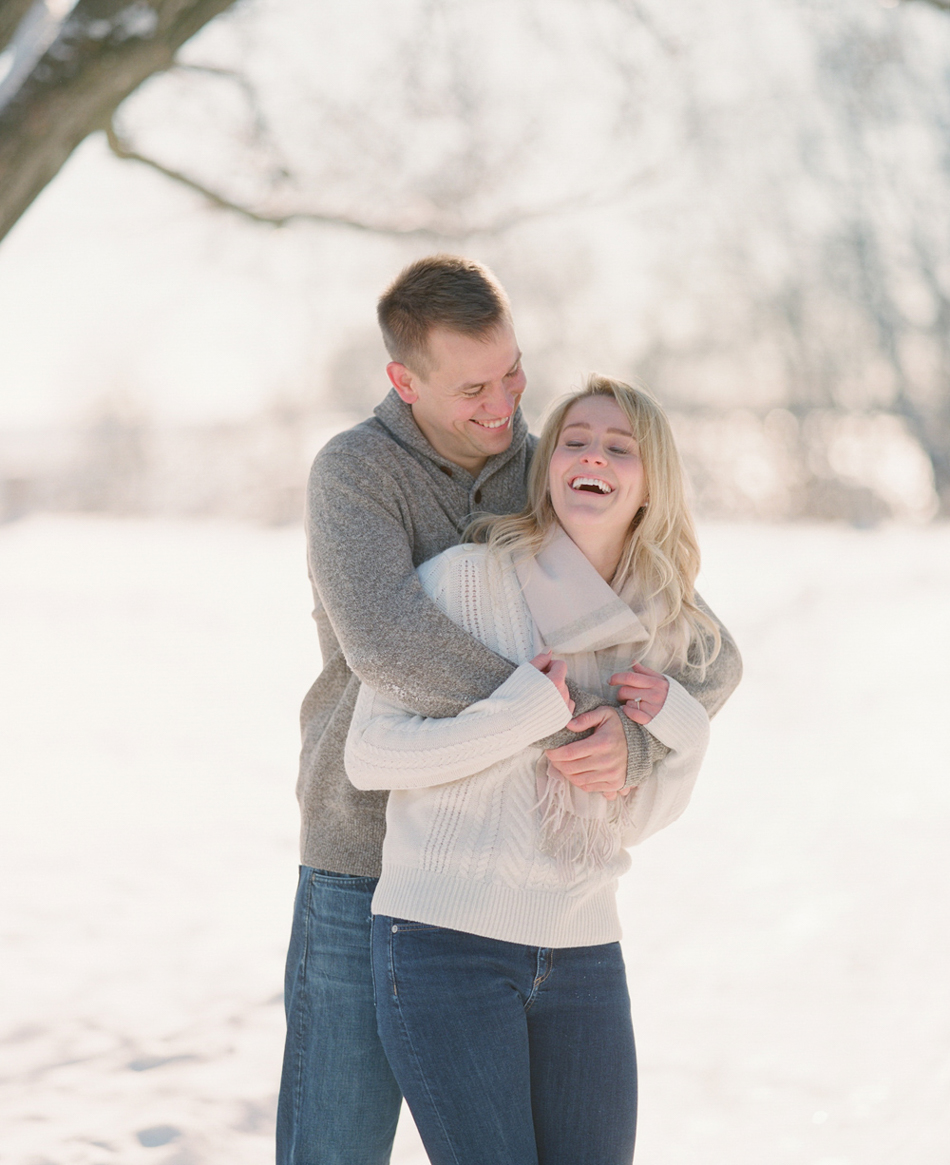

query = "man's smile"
[471,416,512,430]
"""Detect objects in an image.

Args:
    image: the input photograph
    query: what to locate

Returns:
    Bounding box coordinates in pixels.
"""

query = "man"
[276,255,741,1164]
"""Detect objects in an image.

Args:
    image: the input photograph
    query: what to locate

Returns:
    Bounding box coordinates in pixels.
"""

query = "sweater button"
[473,489,482,503]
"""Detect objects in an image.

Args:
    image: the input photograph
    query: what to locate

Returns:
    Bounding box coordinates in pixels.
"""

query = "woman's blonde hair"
[468,374,720,674]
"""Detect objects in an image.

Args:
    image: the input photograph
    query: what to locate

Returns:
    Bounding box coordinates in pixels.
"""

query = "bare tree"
[0,0,238,243]
[0,0,33,51]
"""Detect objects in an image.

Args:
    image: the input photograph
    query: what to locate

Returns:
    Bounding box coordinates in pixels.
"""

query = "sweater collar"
[514,527,650,655]
[373,388,529,485]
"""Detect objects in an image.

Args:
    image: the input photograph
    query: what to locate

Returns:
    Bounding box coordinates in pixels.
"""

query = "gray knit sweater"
[298,389,742,876]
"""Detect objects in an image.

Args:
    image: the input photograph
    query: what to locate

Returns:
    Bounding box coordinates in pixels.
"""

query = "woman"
[345,375,732,1165]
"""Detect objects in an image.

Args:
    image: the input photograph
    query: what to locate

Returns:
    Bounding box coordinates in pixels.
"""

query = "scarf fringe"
[534,766,634,876]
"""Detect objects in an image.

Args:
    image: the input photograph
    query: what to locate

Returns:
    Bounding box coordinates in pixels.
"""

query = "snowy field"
[1,515,948,1165]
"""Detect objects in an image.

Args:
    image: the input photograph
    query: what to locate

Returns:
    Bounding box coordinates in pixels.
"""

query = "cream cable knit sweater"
[345,542,711,949]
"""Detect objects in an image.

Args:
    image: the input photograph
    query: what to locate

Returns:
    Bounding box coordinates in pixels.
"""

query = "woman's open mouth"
[569,476,613,494]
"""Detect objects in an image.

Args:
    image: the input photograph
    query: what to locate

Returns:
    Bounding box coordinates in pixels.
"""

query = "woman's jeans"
[276,868,403,1165]
[372,915,638,1165]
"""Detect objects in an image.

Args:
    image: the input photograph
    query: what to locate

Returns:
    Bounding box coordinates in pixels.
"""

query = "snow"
[1,515,948,1164]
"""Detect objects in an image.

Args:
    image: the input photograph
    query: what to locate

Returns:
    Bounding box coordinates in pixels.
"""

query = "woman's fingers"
[609,661,662,684]
[610,680,666,703]
[529,653,573,711]
[612,666,669,721]
[622,702,656,725]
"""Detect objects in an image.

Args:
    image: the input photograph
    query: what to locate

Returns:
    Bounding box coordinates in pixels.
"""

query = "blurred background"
[1,1,949,1163]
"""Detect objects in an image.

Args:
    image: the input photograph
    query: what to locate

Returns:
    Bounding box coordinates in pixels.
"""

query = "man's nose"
[486,380,517,414]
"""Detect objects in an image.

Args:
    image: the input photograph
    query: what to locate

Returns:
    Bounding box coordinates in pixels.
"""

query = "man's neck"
[409,407,488,477]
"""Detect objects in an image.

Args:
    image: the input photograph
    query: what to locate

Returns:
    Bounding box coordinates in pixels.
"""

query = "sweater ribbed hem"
[371,863,622,949]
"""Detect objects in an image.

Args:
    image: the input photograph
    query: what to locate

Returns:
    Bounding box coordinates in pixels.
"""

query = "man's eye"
[464,386,485,397]
[505,365,521,378]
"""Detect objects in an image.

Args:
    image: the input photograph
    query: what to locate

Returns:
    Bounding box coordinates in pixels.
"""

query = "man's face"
[387,323,526,475]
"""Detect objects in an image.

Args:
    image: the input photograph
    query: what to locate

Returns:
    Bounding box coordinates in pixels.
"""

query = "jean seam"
[524,947,554,1013]
[387,919,398,999]
[387,927,463,1165]
[287,868,314,1153]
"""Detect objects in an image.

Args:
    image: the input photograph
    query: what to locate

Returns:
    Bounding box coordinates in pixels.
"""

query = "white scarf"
[514,528,679,871]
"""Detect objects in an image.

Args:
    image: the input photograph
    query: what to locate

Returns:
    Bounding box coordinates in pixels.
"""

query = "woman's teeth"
[571,477,612,494]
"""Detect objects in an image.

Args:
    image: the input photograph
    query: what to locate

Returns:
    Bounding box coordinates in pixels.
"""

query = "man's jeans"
[372,916,638,1165]
[277,867,403,1165]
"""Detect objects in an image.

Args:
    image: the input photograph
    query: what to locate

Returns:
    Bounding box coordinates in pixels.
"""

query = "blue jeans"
[276,868,403,1165]
[372,916,638,1165]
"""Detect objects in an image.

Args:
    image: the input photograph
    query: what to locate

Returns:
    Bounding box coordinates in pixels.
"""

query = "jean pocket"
[387,918,447,934]
[308,867,378,888]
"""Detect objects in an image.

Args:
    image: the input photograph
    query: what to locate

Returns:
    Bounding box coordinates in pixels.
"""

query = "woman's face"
[548,396,648,541]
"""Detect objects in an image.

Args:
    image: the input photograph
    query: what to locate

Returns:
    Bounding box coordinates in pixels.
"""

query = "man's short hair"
[377,254,512,375]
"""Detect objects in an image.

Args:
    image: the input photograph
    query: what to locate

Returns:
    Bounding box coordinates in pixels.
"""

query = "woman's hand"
[530,651,575,714]
[610,662,669,725]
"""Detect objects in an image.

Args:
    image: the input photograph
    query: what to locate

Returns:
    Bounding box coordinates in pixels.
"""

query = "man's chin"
[479,432,514,456]
[470,420,514,447]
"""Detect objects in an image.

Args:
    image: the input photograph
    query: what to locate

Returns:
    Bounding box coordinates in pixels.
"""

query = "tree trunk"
[0,0,35,54]
[0,0,238,244]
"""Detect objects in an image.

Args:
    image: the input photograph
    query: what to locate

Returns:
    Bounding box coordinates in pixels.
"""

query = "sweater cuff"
[644,676,710,754]
[620,713,668,788]
[501,662,576,741]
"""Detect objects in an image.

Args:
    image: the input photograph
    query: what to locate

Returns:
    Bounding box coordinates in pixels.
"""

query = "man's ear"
[387,361,418,404]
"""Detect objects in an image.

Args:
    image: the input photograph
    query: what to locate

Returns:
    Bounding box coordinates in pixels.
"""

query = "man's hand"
[544,705,628,800]
[610,663,669,725]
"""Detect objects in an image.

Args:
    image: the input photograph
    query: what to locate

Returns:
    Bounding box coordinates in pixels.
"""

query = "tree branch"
[104,120,448,236]
[0,0,238,244]
[0,0,35,56]
[172,61,273,147]
[104,118,658,239]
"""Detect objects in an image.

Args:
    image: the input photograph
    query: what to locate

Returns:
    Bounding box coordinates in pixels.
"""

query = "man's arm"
[673,594,744,719]
[307,443,518,719]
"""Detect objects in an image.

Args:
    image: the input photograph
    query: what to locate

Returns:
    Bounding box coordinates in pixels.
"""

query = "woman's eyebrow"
[561,422,634,437]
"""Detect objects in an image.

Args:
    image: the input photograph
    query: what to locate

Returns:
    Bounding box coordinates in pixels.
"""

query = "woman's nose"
[581,445,607,465]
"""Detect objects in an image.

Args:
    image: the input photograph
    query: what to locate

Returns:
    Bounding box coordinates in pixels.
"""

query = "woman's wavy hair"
[468,374,720,674]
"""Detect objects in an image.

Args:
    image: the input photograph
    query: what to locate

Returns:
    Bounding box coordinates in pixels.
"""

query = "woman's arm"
[620,677,711,844]
[345,661,573,791]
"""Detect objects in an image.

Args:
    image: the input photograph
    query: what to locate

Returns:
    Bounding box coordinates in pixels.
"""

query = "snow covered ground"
[1,515,948,1165]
